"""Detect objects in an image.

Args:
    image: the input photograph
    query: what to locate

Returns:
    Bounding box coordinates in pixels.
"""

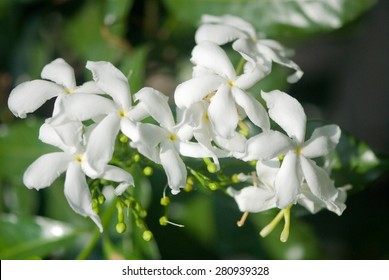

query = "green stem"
[235,57,246,76]
[76,198,118,260]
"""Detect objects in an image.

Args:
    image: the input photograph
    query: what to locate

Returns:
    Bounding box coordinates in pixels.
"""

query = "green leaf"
[120,46,149,93]
[306,120,389,193]
[330,130,389,193]
[0,118,55,183]
[0,214,82,259]
[163,0,376,37]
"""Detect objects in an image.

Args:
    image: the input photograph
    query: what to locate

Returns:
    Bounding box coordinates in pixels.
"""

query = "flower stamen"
[260,205,292,242]
[237,211,249,227]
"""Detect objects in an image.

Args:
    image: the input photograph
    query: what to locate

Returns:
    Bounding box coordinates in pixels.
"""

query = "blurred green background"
[0,0,388,260]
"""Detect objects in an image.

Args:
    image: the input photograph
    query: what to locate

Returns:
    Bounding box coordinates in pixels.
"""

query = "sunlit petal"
[23,152,72,189]
[232,87,270,131]
[208,84,238,138]
[64,93,117,121]
[174,75,224,109]
[243,130,293,161]
[86,61,131,108]
[41,58,76,89]
[85,112,120,176]
[302,125,341,158]
[160,141,187,194]
[274,152,300,208]
[262,90,307,143]
[195,24,244,45]
[100,165,134,195]
[135,87,175,129]
[8,80,62,118]
[64,161,103,232]
[191,41,236,79]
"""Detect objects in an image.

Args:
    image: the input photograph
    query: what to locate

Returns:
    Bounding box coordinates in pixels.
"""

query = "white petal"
[214,132,246,154]
[297,183,347,215]
[120,117,139,141]
[23,152,72,189]
[174,74,224,109]
[195,24,245,45]
[258,40,303,83]
[178,141,221,169]
[299,156,339,203]
[256,159,280,187]
[200,14,256,37]
[41,58,76,89]
[232,38,259,66]
[227,185,276,213]
[302,125,341,158]
[64,94,117,121]
[135,87,175,129]
[160,141,187,194]
[86,61,131,108]
[39,122,83,153]
[208,84,238,138]
[234,63,266,89]
[73,81,103,94]
[274,152,300,208]
[137,123,167,147]
[191,41,235,79]
[8,80,62,118]
[243,130,293,161]
[232,87,270,131]
[64,161,103,232]
[100,165,134,195]
[262,90,307,143]
[85,113,120,176]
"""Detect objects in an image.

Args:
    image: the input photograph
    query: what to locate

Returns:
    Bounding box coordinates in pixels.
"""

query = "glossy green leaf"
[0,214,82,259]
[330,130,389,193]
[163,0,376,37]
[306,120,388,193]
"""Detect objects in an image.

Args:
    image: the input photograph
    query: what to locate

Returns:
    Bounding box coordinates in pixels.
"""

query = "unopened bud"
[160,196,170,206]
[142,230,153,241]
[143,166,153,176]
[116,222,127,233]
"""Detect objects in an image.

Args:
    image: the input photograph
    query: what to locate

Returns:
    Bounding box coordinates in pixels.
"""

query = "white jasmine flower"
[195,14,303,83]
[227,160,279,213]
[23,122,134,232]
[132,88,218,194]
[174,41,269,138]
[63,61,149,175]
[180,101,246,157]
[8,58,100,121]
[243,90,344,213]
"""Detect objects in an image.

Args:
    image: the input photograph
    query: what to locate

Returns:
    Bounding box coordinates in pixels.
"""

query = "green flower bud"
[116,222,127,233]
[207,162,217,173]
[142,230,153,241]
[231,173,240,183]
[159,216,168,226]
[208,182,218,191]
[98,195,106,204]
[133,154,141,162]
[143,166,153,176]
[160,196,170,206]
[120,135,129,143]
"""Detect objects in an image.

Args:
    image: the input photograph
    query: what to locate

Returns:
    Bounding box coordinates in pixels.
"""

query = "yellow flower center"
[227,80,235,87]
[119,109,127,118]
[64,88,74,95]
[168,133,176,142]
[294,145,302,155]
[75,154,84,163]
